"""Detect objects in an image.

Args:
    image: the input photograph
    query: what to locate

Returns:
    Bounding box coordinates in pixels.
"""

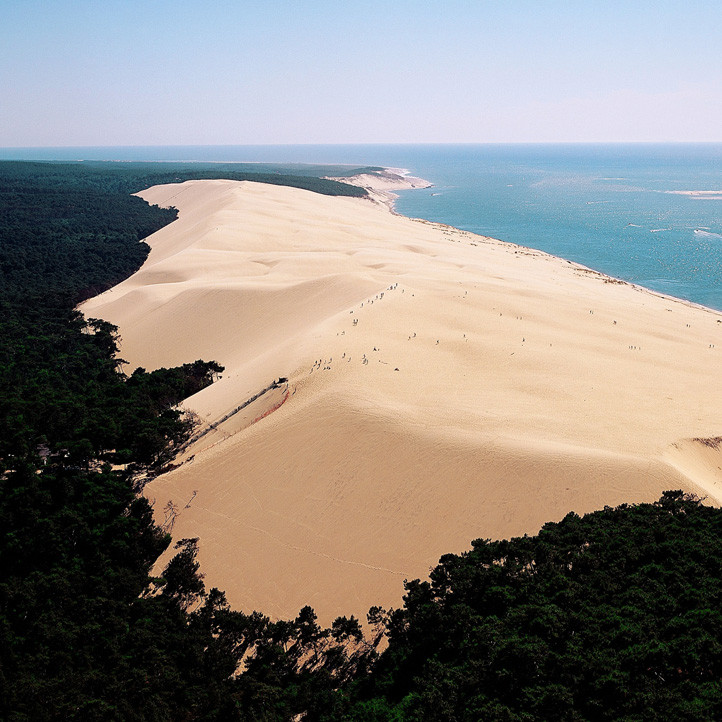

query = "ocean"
[3,143,721,310]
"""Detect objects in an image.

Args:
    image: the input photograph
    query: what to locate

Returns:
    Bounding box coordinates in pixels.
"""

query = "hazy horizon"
[2,1,720,147]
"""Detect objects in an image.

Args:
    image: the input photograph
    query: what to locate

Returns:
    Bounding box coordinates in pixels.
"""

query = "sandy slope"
[81,179,722,624]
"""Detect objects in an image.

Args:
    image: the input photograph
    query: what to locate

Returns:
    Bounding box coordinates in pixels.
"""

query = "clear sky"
[1,0,720,146]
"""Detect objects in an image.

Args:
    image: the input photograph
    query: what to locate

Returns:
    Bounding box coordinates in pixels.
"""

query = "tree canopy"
[338,490,722,721]
[0,161,377,720]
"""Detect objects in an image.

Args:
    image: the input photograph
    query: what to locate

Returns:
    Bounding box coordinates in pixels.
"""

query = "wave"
[665,190,722,199]
[694,229,722,240]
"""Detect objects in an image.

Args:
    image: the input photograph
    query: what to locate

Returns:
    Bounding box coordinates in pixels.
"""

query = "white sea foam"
[694,229,722,240]
[665,190,722,199]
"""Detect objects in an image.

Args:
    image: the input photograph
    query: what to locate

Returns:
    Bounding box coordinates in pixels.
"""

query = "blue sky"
[1,0,720,146]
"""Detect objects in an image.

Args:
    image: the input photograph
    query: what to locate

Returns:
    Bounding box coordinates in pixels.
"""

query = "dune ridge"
[81,178,722,623]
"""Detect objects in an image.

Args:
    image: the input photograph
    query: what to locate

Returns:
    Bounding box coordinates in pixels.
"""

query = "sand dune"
[81,179,722,623]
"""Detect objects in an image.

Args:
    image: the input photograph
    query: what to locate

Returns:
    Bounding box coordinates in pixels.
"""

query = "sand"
[81,178,722,624]
[325,168,433,208]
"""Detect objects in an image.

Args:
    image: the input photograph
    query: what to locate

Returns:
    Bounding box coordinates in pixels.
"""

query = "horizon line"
[3,140,722,151]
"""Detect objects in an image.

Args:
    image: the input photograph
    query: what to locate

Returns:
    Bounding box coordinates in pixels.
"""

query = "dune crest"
[81,179,722,623]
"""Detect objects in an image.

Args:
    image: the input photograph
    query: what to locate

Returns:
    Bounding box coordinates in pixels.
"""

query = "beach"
[81,176,722,624]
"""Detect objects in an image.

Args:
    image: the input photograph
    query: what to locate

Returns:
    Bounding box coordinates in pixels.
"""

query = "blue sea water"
[3,143,721,310]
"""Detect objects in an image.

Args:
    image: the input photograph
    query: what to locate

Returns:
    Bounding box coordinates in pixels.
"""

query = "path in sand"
[81,178,722,623]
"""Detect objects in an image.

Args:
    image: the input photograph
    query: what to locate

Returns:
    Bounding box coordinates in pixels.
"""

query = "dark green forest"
[1,162,721,720]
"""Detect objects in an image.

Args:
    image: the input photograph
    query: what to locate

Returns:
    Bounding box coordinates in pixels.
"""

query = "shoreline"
[344,169,722,316]
[81,178,722,623]
[325,167,434,212]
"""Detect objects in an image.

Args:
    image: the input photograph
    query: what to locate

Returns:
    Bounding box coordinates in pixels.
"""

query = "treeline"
[0,161,370,307]
[0,160,370,205]
[336,490,722,720]
[2,162,721,720]
[0,161,379,720]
